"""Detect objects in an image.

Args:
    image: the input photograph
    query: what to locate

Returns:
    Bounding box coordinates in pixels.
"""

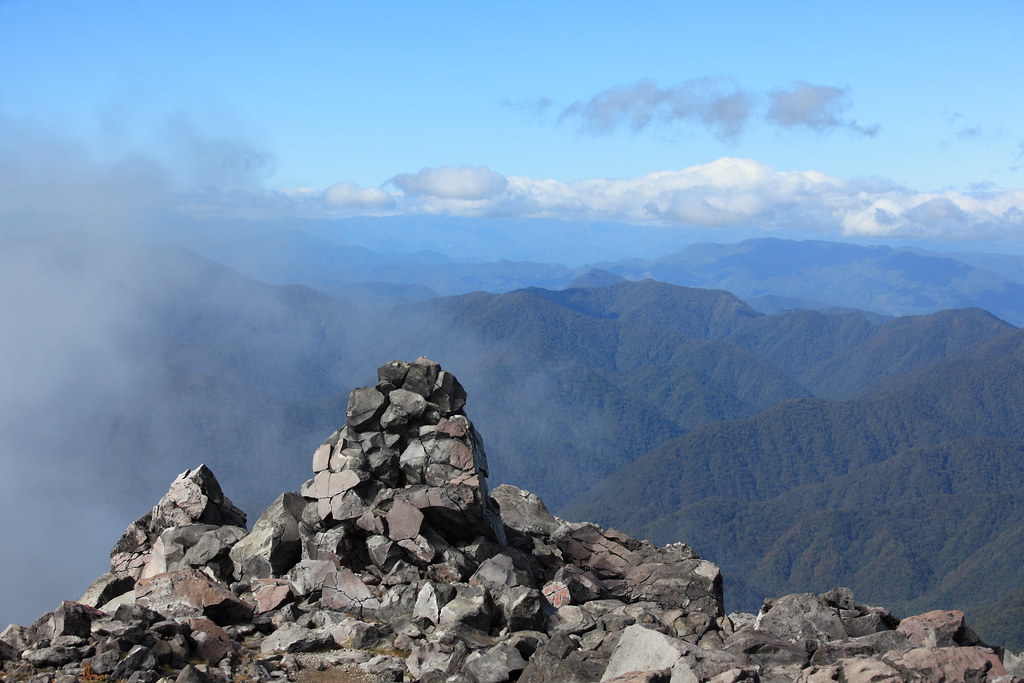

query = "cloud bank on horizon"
[299,158,1023,244]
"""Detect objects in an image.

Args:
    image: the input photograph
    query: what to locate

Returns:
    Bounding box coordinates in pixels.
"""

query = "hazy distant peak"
[565,268,626,289]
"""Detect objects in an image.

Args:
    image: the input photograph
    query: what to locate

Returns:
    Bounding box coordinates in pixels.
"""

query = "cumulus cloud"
[322,181,395,209]
[391,165,508,200]
[765,81,878,136]
[542,78,879,140]
[559,78,754,140]
[314,158,1024,244]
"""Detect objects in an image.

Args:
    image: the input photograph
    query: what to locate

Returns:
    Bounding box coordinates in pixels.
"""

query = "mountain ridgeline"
[3,230,1024,651]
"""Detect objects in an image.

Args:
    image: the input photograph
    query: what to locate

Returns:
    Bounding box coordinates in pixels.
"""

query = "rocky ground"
[2,357,1021,682]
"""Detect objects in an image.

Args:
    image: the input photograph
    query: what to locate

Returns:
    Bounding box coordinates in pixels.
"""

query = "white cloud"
[323,158,1022,244]
[322,181,394,209]
[390,165,508,200]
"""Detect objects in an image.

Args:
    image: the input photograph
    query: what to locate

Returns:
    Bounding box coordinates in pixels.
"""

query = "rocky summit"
[2,357,1022,682]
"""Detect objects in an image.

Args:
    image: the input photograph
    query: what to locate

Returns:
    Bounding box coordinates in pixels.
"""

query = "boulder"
[493,484,562,538]
[78,572,135,608]
[134,568,251,624]
[896,609,981,648]
[464,642,529,683]
[52,600,104,639]
[755,592,848,643]
[179,616,234,664]
[601,624,695,682]
[723,629,810,679]
[21,645,84,667]
[108,644,158,681]
[885,645,1006,680]
[229,492,307,580]
[321,567,381,618]
[260,622,336,654]
[346,386,387,430]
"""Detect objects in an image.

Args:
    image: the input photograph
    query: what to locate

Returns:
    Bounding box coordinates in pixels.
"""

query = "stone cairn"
[2,358,1021,682]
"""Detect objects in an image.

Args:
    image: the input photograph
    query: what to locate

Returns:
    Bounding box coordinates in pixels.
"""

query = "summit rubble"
[2,358,1019,682]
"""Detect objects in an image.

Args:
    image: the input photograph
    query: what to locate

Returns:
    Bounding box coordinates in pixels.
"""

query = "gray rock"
[360,653,406,681]
[547,604,597,636]
[284,558,335,598]
[470,553,529,592]
[176,665,216,683]
[1,623,32,652]
[259,622,335,653]
[346,386,387,430]
[413,582,456,628]
[601,624,694,682]
[403,357,441,398]
[89,645,122,675]
[519,633,609,683]
[108,644,158,681]
[52,601,103,639]
[378,360,411,387]
[381,388,428,431]
[21,645,84,667]
[321,567,381,618]
[755,592,847,643]
[110,465,245,580]
[439,584,496,633]
[430,370,467,416]
[723,629,810,679]
[229,492,307,580]
[182,525,247,574]
[495,586,545,632]
[78,572,135,608]
[493,484,561,538]
[464,642,529,683]
[407,639,469,680]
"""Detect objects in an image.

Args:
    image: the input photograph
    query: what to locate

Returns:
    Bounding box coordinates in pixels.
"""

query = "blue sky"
[1,1,1022,246]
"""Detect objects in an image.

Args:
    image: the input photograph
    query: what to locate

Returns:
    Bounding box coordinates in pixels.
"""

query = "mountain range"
[1,216,1022,649]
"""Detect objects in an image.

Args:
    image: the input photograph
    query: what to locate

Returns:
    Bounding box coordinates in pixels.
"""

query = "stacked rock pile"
[1,358,1021,682]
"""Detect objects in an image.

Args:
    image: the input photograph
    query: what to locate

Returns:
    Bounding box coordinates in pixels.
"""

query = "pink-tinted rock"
[450,440,475,470]
[437,417,467,438]
[886,645,1006,680]
[135,569,251,624]
[321,568,380,617]
[386,500,424,541]
[251,579,293,614]
[543,581,571,608]
[179,616,233,664]
[896,609,976,648]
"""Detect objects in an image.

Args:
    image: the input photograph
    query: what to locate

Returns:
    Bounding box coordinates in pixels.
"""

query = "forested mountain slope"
[562,328,1024,647]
